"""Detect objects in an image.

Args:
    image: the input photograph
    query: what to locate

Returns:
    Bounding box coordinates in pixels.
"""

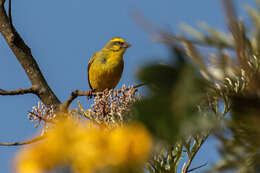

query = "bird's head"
[104,37,131,53]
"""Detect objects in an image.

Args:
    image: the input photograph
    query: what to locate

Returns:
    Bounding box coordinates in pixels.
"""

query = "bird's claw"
[86,89,95,99]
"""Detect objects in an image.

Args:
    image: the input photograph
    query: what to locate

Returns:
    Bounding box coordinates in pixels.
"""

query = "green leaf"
[134,48,207,142]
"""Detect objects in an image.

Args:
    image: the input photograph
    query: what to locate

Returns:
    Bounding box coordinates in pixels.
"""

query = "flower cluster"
[79,85,139,126]
[27,102,55,126]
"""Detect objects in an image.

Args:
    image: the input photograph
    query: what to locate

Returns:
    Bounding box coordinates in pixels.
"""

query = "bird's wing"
[87,53,97,90]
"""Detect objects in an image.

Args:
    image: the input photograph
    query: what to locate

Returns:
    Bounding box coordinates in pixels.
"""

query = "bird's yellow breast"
[88,51,124,91]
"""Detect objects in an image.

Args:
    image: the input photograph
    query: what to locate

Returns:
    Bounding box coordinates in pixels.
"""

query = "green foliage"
[134,0,260,172]
[133,44,216,172]
[135,48,207,142]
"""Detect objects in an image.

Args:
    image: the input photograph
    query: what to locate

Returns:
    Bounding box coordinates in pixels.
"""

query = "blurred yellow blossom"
[108,124,152,166]
[14,117,152,173]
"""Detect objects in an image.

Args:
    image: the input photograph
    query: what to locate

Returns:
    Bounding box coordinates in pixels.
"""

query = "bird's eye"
[115,41,122,45]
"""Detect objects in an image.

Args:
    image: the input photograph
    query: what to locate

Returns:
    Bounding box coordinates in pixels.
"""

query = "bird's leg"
[86,89,95,99]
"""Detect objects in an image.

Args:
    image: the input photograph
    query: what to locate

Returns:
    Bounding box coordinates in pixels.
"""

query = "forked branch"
[0,0,61,109]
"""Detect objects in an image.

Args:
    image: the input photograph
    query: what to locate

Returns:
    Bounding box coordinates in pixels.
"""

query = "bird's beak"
[122,42,131,48]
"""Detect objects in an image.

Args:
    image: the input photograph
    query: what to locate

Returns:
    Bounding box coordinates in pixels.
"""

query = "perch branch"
[62,90,93,110]
[0,136,44,146]
[62,83,146,110]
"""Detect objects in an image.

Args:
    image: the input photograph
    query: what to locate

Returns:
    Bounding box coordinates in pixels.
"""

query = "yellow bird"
[88,37,131,92]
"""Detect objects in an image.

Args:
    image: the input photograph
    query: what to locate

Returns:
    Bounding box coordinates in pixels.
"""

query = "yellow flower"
[15,149,42,173]
[71,126,109,172]
[108,124,152,166]
[88,37,131,91]
[14,117,152,173]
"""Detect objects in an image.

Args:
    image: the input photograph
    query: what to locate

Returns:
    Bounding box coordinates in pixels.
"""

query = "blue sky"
[0,0,256,172]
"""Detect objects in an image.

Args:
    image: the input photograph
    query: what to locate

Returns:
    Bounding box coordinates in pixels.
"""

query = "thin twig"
[0,87,36,95]
[0,136,44,146]
[187,162,208,172]
[132,82,146,89]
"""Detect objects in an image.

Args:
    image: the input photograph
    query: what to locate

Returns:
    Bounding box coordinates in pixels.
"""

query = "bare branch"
[0,87,36,95]
[132,82,146,89]
[0,136,44,146]
[187,162,208,172]
[0,0,61,109]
